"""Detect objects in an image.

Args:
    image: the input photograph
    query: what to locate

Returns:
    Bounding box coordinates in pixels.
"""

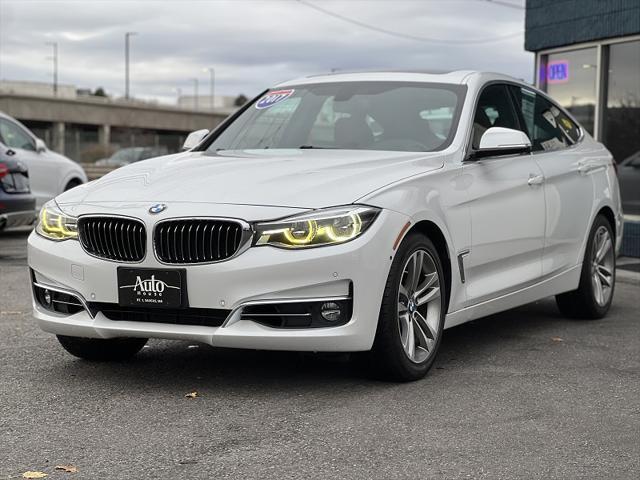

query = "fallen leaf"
[185,391,199,399]
[55,465,78,473]
[551,336,564,342]
[22,472,47,479]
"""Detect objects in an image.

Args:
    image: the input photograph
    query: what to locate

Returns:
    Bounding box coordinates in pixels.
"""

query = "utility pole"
[45,42,58,96]
[191,78,199,111]
[125,32,137,100]
[203,67,215,110]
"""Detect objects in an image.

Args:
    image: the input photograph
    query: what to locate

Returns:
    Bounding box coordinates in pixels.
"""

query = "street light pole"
[125,32,137,100]
[45,42,58,96]
[190,78,199,111]
[203,67,214,111]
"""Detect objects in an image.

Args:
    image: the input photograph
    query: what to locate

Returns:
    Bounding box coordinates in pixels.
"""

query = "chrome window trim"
[463,79,586,162]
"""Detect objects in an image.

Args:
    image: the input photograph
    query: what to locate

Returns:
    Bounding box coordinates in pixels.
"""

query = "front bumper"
[28,208,409,352]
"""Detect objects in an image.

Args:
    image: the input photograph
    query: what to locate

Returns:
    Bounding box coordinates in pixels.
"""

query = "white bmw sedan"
[28,71,623,381]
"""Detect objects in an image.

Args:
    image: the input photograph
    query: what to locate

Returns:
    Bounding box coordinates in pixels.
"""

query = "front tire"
[64,179,82,191]
[365,233,447,382]
[556,214,615,319]
[57,335,148,361]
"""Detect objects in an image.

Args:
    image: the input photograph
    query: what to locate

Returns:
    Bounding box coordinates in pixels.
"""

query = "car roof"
[275,70,529,88]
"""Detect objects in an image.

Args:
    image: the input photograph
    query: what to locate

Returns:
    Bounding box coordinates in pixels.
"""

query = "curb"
[617,269,640,286]
[617,256,640,286]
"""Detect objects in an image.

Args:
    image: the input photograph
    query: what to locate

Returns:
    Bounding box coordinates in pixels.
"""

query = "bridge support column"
[52,121,65,154]
[98,124,111,156]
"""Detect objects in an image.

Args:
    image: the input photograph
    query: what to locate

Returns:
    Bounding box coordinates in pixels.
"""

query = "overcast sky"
[0,0,531,104]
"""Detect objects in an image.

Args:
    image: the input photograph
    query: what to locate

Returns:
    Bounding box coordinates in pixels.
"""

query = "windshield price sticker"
[255,89,295,109]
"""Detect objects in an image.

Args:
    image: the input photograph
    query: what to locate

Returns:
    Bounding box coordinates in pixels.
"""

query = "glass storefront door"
[605,40,640,216]
[604,40,640,162]
[543,47,598,135]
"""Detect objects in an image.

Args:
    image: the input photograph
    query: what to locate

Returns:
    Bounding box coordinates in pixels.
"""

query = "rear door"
[462,83,546,305]
[508,86,595,277]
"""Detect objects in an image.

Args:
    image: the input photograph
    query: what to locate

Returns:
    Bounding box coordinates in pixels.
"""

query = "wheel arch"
[63,177,83,191]
[575,201,621,273]
[597,205,616,237]
[403,220,452,312]
[58,163,88,194]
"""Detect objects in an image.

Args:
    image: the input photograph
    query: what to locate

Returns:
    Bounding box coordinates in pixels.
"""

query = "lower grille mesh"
[88,303,230,327]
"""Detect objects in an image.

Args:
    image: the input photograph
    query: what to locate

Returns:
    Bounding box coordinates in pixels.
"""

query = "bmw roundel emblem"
[149,203,167,214]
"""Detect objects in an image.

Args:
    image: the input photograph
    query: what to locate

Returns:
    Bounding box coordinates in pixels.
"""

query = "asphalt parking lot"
[1,229,639,479]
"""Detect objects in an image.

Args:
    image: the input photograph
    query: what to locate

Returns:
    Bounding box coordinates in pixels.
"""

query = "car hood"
[56,149,444,208]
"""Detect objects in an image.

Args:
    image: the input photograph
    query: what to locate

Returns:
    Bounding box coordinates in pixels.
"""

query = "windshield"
[111,148,142,162]
[205,81,466,153]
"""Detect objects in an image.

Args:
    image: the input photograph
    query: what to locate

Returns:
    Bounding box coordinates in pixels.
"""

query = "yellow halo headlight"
[282,220,318,245]
[254,205,379,249]
[36,201,78,241]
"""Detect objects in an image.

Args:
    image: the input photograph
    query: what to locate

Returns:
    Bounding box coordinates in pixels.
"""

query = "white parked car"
[28,71,623,381]
[0,111,87,208]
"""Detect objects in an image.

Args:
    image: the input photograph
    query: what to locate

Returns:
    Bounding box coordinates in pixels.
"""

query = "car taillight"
[612,158,619,175]
[0,163,8,179]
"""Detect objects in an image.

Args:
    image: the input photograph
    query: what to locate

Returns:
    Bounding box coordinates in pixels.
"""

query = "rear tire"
[362,233,447,382]
[555,214,615,319]
[57,335,147,361]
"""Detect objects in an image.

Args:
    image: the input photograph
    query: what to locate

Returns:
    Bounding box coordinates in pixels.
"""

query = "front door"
[462,84,546,305]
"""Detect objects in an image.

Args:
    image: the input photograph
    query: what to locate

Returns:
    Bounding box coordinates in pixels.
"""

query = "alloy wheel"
[591,225,614,307]
[397,249,442,363]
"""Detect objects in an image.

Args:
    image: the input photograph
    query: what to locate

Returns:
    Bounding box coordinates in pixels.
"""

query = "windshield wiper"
[298,145,332,149]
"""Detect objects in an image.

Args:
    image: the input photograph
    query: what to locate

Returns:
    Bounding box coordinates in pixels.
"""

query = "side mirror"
[182,129,209,151]
[473,127,531,159]
[35,138,47,153]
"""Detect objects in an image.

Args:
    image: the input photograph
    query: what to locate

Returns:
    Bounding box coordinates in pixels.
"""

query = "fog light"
[320,302,341,322]
[43,289,52,306]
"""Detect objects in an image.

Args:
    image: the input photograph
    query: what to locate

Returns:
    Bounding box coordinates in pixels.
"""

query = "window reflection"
[604,40,640,162]
[606,40,640,216]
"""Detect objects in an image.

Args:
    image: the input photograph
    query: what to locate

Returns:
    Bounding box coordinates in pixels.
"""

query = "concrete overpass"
[0,92,231,161]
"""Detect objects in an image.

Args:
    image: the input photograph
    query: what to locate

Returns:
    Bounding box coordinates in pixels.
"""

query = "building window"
[541,47,598,135]
[604,40,640,163]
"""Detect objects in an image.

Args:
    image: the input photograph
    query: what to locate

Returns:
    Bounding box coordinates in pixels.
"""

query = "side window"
[510,86,580,152]
[0,119,36,151]
[472,84,520,149]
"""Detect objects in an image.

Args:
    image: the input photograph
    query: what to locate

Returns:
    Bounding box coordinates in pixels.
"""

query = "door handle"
[577,164,600,175]
[576,161,606,175]
[527,174,545,186]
